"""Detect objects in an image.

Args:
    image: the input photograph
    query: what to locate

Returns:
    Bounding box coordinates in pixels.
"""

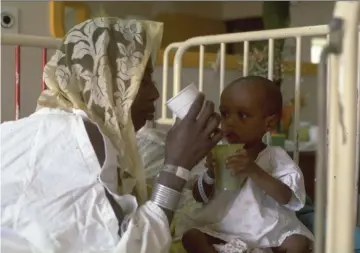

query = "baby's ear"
[265,114,280,130]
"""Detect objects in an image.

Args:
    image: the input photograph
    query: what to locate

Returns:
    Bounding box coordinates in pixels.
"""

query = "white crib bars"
[166,1,359,252]
[168,24,332,165]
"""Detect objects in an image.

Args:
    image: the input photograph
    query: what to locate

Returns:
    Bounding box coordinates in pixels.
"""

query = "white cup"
[166,83,201,120]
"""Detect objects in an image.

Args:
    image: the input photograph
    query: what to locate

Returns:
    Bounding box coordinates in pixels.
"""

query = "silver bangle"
[203,170,215,185]
[198,174,209,203]
[150,183,182,211]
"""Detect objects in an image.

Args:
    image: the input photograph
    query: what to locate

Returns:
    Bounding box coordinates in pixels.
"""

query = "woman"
[1,17,222,252]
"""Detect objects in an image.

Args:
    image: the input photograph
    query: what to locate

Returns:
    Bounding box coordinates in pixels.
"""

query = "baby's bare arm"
[249,164,292,205]
[192,176,215,202]
[192,154,216,202]
[273,234,312,253]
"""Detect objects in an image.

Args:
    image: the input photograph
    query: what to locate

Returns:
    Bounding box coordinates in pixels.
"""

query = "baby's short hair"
[228,75,283,119]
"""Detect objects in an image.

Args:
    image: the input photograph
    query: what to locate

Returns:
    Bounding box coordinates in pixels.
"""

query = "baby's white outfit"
[191,146,314,252]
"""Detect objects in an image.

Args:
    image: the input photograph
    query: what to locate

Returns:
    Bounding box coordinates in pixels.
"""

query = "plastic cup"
[166,83,200,120]
[212,144,247,191]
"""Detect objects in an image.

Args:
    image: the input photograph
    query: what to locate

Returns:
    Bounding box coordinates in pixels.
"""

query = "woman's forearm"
[151,168,187,223]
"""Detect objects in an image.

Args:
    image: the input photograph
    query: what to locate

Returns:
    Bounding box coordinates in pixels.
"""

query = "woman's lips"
[146,113,154,120]
[145,105,155,120]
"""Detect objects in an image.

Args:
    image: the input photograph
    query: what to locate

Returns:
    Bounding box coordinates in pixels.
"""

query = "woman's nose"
[150,82,160,101]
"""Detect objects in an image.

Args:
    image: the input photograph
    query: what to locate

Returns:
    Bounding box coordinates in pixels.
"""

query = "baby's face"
[219,82,268,145]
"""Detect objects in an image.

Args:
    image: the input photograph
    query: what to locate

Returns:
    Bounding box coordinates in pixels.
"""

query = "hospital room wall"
[1,2,56,122]
[1,1,334,127]
[0,1,223,123]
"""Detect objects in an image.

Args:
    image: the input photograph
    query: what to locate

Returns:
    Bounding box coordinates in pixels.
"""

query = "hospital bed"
[1,1,359,252]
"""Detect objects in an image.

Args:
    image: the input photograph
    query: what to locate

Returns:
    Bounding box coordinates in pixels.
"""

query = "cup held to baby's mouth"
[212,144,247,191]
[166,83,205,120]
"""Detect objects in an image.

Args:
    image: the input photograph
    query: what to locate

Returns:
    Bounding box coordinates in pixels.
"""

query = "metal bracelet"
[150,183,182,211]
[203,169,215,185]
[198,174,209,203]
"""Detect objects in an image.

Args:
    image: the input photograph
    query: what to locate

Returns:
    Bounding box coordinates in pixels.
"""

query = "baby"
[182,76,314,253]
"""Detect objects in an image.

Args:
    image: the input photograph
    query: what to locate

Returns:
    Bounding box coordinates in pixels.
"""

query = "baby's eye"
[238,112,248,119]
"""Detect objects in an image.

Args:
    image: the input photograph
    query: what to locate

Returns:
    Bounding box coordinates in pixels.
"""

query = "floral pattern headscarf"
[37,17,163,204]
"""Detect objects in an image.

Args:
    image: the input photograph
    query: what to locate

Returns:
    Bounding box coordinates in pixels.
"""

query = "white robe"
[1,108,171,253]
[190,146,314,251]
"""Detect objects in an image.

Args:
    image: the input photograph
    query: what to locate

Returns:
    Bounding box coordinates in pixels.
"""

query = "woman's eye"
[141,76,154,86]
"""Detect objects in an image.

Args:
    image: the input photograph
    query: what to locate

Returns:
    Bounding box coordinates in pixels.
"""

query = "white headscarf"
[37,17,163,204]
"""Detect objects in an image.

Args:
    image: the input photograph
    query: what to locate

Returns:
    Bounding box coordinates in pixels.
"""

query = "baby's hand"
[205,153,216,178]
[226,149,257,176]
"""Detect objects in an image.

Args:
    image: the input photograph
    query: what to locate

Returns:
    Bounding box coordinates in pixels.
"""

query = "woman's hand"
[205,153,216,178]
[165,93,222,170]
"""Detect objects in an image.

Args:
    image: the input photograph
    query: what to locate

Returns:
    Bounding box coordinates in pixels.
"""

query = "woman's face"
[131,62,160,131]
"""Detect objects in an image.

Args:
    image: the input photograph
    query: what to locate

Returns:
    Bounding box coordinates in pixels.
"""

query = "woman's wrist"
[150,164,188,222]
[150,183,182,212]
[156,164,187,192]
[164,157,192,171]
